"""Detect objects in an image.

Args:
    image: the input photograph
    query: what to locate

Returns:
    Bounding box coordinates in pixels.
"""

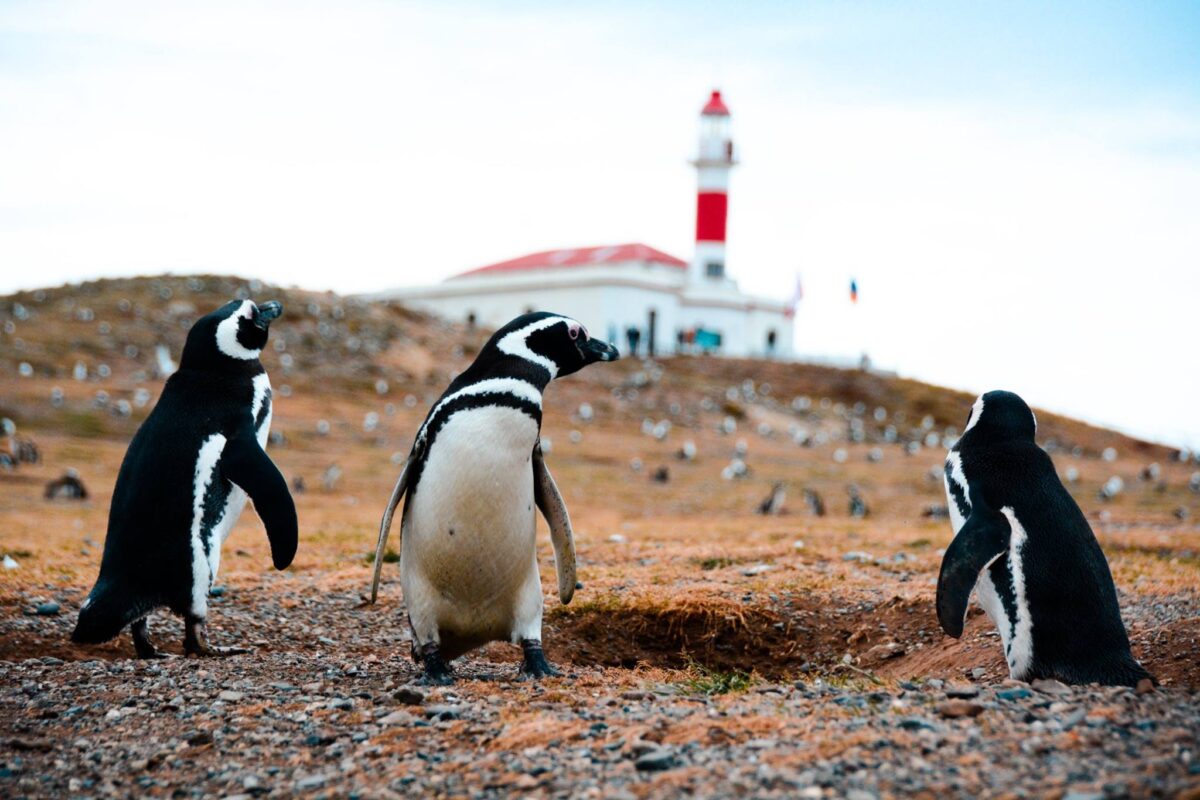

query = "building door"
[647,309,657,358]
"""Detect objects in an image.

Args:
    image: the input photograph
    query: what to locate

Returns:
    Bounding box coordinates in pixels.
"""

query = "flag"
[785,274,803,318]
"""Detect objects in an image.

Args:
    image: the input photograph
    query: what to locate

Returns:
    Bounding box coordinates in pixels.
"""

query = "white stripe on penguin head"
[215,300,261,360]
[964,394,985,434]
[496,316,571,379]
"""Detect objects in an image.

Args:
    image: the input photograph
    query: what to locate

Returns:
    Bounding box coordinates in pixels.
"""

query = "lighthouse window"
[705,261,725,278]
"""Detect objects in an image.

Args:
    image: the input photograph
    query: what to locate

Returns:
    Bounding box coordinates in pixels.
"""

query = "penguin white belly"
[402,406,542,645]
[192,376,273,615]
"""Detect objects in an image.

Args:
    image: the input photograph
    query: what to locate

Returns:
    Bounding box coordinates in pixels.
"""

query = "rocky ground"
[1,276,1198,798]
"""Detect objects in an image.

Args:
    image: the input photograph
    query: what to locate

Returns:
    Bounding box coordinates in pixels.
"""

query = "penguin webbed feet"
[518,639,562,680]
[415,642,454,685]
[131,618,174,660]
[183,617,251,658]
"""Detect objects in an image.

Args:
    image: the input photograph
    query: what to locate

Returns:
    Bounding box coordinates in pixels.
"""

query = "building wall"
[378,265,793,359]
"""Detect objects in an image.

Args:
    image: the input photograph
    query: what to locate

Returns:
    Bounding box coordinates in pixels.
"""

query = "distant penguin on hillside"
[370,312,619,684]
[72,299,296,658]
[937,390,1152,687]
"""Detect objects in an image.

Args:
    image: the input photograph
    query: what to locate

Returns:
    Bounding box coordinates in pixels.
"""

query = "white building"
[375,91,795,359]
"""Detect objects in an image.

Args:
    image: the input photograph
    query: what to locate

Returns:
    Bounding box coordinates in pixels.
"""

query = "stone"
[1030,678,1071,696]
[35,602,60,616]
[865,641,905,661]
[393,686,427,705]
[218,690,244,702]
[944,683,980,699]
[936,699,985,719]
[634,747,677,772]
[424,704,461,721]
[997,687,1033,701]
[1135,678,1155,695]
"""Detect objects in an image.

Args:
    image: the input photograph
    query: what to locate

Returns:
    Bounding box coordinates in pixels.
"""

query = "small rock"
[35,602,60,616]
[218,690,244,702]
[1135,678,1155,695]
[186,730,214,746]
[897,717,938,731]
[634,746,677,772]
[936,699,985,719]
[741,564,775,577]
[865,641,905,661]
[1031,678,1071,696]
[295,774,327,791]
[423,704,461,721]
[997,686,1033,701]
[392,687,426,706]
[944,683,980,699]
[379,710,416,726]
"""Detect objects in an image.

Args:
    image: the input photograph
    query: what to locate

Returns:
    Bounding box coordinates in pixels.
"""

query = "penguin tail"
[70,582,139,645]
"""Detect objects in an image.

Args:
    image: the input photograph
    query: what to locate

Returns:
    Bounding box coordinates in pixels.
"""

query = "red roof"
[701,90,730,116]
[453,243,687,279]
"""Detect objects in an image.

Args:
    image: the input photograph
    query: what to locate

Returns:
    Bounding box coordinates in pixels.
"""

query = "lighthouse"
[690,90,735,286]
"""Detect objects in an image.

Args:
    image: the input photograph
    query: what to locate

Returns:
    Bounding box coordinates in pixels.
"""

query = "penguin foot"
[416,643,454,685]
[132,618,173,660]
[518,639,561,680]
[183,618,250,658]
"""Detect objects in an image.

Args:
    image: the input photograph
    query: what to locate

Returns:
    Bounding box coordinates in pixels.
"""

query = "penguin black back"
[73,299,296,656]
[938,390,1152,686]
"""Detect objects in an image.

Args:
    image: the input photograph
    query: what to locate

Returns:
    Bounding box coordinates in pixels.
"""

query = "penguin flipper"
[223,433,298,571]
[533,445,577,605]
[370,459,410,604]
[936,485,1010,638]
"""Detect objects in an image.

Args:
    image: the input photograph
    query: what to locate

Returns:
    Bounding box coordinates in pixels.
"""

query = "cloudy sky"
[1,1,1197,447]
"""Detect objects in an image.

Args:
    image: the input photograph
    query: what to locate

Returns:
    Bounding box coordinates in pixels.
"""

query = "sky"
[1,1,1198,447]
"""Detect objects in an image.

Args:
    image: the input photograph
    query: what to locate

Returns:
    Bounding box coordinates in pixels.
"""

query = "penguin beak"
[253,301,283,330]
[582,338,620,364]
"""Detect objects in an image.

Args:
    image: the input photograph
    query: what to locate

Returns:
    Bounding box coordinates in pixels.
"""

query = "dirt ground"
[1,277,1198,798]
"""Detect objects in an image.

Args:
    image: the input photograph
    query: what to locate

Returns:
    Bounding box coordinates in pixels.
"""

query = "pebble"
[945,683,980,699]
[393,687,427,705]
[1031,678,1071,696]
[741,564,775,576]
[217,690,244,702]
[634,746,677,772]
[997,687,1033,701]
[936,699,985,719]
[35,602,60,616]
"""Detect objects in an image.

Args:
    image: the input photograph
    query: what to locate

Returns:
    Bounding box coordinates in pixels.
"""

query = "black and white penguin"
[72,299,296,658]
[370,312,618,683]
[938,390,1152,686]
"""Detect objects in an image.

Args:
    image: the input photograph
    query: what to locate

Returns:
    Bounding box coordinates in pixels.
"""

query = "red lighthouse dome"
[701,90,731,117]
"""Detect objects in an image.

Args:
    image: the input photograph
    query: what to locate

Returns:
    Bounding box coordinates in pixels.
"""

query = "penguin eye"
[568,323,582,340]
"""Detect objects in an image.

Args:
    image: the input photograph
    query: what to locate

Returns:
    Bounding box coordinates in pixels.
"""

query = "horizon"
[1,1,1197,448]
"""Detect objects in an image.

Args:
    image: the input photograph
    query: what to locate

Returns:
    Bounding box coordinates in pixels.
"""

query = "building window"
[705,261,724,278]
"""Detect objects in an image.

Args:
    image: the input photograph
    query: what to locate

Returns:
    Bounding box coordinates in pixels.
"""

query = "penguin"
[370,312,618,684]
[72,299,296,658]
[937,390,1153,687]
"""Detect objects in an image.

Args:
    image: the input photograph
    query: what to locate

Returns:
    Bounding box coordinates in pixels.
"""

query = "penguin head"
[181,299,283,371]
[489,311,620,379]
[962,390,1037,444]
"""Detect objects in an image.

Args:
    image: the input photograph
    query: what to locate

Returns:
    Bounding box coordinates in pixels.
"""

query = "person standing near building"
[626,326,641,357]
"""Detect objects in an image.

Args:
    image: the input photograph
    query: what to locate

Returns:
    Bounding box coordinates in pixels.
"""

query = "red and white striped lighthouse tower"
[690,89,736,286]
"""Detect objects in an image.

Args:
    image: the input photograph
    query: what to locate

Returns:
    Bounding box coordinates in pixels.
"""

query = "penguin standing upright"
[937,390,1152,686]
[371,312,619,684]
[72,299,297,658]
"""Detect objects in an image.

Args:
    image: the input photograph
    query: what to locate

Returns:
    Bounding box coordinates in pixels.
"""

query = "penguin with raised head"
[937,390,1152,686]
[371,312,619,684]
[72,299,296,658]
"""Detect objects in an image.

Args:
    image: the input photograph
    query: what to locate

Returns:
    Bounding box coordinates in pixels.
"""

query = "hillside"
[0,275,1197,798]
